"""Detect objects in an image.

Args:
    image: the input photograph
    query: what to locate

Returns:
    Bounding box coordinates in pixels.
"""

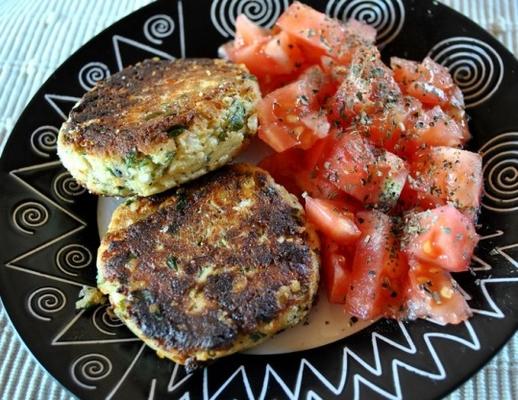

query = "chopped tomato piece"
[411,106,465,147]
[422,57,455,92]
[222,15,307,93]
[391,56,457,108]
[345,211,409,319]
[257,66,331,152]
[406,146,483,213]
[366,95,421,154]
[402,206,479,272]
[303,137,329,169]
[226,2,481,327]
[277,2,375,64]
[223,39,276,77]
[321,131,408,208]
[330,46,399,125]
[444,92,471,143]
[258,148,305,196]
[263,31,305,75]
[344,19,377,43]
[234,14,270,46]
[304,195,361,243]
[406,260,472,324]
[294,168,349,201]
[321,239,352,304]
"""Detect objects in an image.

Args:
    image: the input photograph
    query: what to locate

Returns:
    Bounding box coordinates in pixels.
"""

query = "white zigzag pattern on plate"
[168,363,193,392]
[471,230,504,271]
[44,94,81,120]
[112,35,175,71]
[51,307,140,346]
[194,320,479,400]
[97,217,518,400]
[111,4,188,71]
[105,343,147,400]
[134,230,516,400]
[470,277,518,318]
[6,161,89,288]
[147,378,158,400]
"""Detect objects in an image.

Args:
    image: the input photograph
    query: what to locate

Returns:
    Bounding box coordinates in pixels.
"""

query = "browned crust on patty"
[60,58,257,156]
[97,164,320,364]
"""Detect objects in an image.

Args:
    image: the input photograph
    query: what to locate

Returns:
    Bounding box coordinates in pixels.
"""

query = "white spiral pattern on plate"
[92,305,124,336]
[12,201,49,235]
[55,244,93,276]
[211,0,289,38]
[30,125,58,158]
[479,132,518,213]
[427,37,504,108]
[143,14,175,45]
[71,353,112,390]
[78,62,110,91]
[27,287,66,322]
[52,171,86,203]
[325,0,405,47]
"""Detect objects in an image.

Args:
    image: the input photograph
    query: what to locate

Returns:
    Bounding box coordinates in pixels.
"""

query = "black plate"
[1,1,517,399]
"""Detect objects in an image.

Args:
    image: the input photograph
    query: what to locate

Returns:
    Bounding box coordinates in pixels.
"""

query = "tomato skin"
[276,2,375,64]
[406,146,483,214]
[321,131,408,209]
[391,56,458,108]
[321,239,352,304]
[329,46,395,124]
[345,211,409,319]
[295,168,349,201]
[343,19,377,43]
[402,206,479,272]
[258,148,305,196]
[406,260,471,325]
[263,31,306,75]
[304,196,361,243]
[412,106,465,147]
[236,3,481,327]
[257,67,331,152]
[234,14,270,46]
[222,15,307,93]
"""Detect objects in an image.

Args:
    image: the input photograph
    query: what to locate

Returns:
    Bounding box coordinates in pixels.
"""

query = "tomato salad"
[221,2,483,325]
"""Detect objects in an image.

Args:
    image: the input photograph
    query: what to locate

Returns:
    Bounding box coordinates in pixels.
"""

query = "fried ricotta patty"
[97,164,320,366]
[58,58,260,197]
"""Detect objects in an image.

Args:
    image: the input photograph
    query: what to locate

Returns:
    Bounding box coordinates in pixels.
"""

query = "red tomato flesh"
[330,45,398,125]
[406,146,483,213]
[234,14,269,46]
[406,260,472,325]
[257,66,331,152]
[321,239,352,304]
[239,2,481,326]
[391,56,456,107]
[258,148,305,196]
[263,31,306,75]
[276,2,375,64]
[402,205,479,272]
[345,211,409,319]
[321,131,408,208]
[223,15,307,93]
[304,195,361,243]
